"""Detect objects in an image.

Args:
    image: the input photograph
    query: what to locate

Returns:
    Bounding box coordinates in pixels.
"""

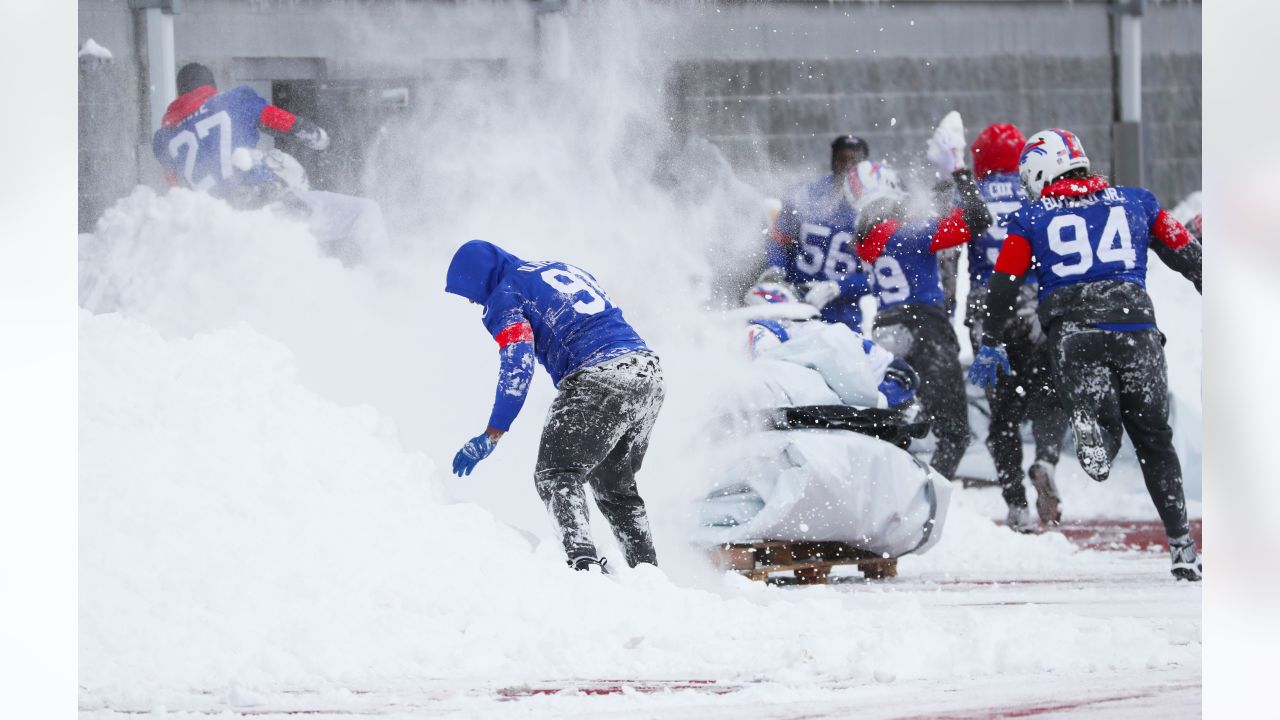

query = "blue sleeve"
[766,239,790,269]
[482,283,535,432]
[767,200,799,269]
[488,340,534,432]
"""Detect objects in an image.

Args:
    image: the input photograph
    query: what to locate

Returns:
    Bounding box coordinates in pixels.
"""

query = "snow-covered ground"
[77,5,1201,716]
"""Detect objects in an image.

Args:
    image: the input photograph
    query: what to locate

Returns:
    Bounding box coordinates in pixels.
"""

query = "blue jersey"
[768,175,871,329]
[1006,185,1160,299]
[445,240,649,431]
[869,219,947,311]
[152,86,275,198]
[967,172,1027,288]
[484,260,649,386]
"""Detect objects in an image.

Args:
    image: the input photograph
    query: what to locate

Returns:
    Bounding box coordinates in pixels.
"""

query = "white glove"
[801,280,842,310]
[926,110,967,176]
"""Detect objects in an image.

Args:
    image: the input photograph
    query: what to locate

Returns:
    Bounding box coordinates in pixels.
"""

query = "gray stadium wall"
[78,0,1201,232]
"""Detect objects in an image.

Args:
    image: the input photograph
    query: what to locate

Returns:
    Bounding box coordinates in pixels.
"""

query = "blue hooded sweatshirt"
[445,239,650,431]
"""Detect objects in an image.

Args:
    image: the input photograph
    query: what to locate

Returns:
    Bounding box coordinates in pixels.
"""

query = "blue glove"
[452,433,496,477]
[967,344,1011,388]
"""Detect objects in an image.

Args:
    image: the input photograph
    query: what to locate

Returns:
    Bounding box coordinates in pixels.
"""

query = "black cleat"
[568,556,610,575]
[1072,412,1111,482]
[1028,460,1063,526]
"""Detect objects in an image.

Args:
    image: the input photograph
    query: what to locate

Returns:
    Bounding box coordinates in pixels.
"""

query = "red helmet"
[970,123,1026,179]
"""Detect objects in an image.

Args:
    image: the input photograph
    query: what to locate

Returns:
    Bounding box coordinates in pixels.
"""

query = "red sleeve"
[768,222,794,247]
[857,219,901,263]
[930,207,971,252]
[259,105,297,133]
[494,321,534,349]
[993,233,1033,276]
[1151,209,1193,250]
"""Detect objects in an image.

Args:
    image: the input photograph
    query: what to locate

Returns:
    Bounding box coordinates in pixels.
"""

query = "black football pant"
[874,307,970,480]
[534,352,664,567]
[1047,323,1189,538]
[968,323,1069,508]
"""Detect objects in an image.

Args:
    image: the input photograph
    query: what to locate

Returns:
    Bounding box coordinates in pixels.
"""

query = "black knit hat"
[831,134,870,157]
[177,63,216,95]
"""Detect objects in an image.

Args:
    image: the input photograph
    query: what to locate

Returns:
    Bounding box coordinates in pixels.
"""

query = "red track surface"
[1056,518,1202,551]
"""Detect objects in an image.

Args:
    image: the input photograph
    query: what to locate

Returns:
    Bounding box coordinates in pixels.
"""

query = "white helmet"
[1019,128,1090,200]
[744,280,800,306]
[841,160,903,207]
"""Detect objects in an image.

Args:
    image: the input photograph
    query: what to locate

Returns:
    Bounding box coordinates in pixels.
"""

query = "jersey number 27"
[168,110,233,190]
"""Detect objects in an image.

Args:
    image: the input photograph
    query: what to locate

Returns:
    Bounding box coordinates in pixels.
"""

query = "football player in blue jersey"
[445,240,664,574]
[959,123,1070,532]
[153,63,330,205]
[761,135,875,332]
[967,128,1203,580]
[153,63,387,265]
[851,130,992,481]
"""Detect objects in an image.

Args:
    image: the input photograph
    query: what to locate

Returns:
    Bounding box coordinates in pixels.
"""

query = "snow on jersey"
[866,218,948,311]
[1004,184,1161,298]
[768,175,872,329]
[483,260,650,387]
[151,86,275,198]
[967,171,1026,288]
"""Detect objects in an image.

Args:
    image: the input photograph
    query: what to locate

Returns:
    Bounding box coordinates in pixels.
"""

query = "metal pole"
[131,0,181,133]
[1111,0,1144,187]
[144,7,176,133]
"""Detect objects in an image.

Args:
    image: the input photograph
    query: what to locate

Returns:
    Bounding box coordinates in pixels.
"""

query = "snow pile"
[80,306,1196,704]
[79,38,113,61]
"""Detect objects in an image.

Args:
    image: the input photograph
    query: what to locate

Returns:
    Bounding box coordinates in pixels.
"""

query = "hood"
[445,240,526,303]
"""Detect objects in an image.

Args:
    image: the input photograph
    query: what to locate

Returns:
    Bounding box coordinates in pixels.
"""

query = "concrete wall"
[78,0,1201,231]
[78,0,147,231]
[667,0,1202,204]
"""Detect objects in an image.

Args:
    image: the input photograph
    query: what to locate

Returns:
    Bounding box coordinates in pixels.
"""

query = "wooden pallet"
[708,540,898,585]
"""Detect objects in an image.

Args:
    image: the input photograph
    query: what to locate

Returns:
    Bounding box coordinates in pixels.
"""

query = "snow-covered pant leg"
[296,189,389,267]
[986,333,1068,507]
[874,310,970,479]
[534,352,665,566]
[1049,325,1189,538]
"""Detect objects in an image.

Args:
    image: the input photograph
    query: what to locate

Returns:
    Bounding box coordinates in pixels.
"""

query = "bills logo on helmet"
[1020,138,1048,163]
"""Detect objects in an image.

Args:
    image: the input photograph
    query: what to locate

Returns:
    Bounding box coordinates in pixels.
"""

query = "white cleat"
[1168,535,1202,582]
[1006,504,1038,534]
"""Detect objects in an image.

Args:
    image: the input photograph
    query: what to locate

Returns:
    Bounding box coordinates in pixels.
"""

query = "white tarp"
[696,429,952,557]
[698,314,951,558]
